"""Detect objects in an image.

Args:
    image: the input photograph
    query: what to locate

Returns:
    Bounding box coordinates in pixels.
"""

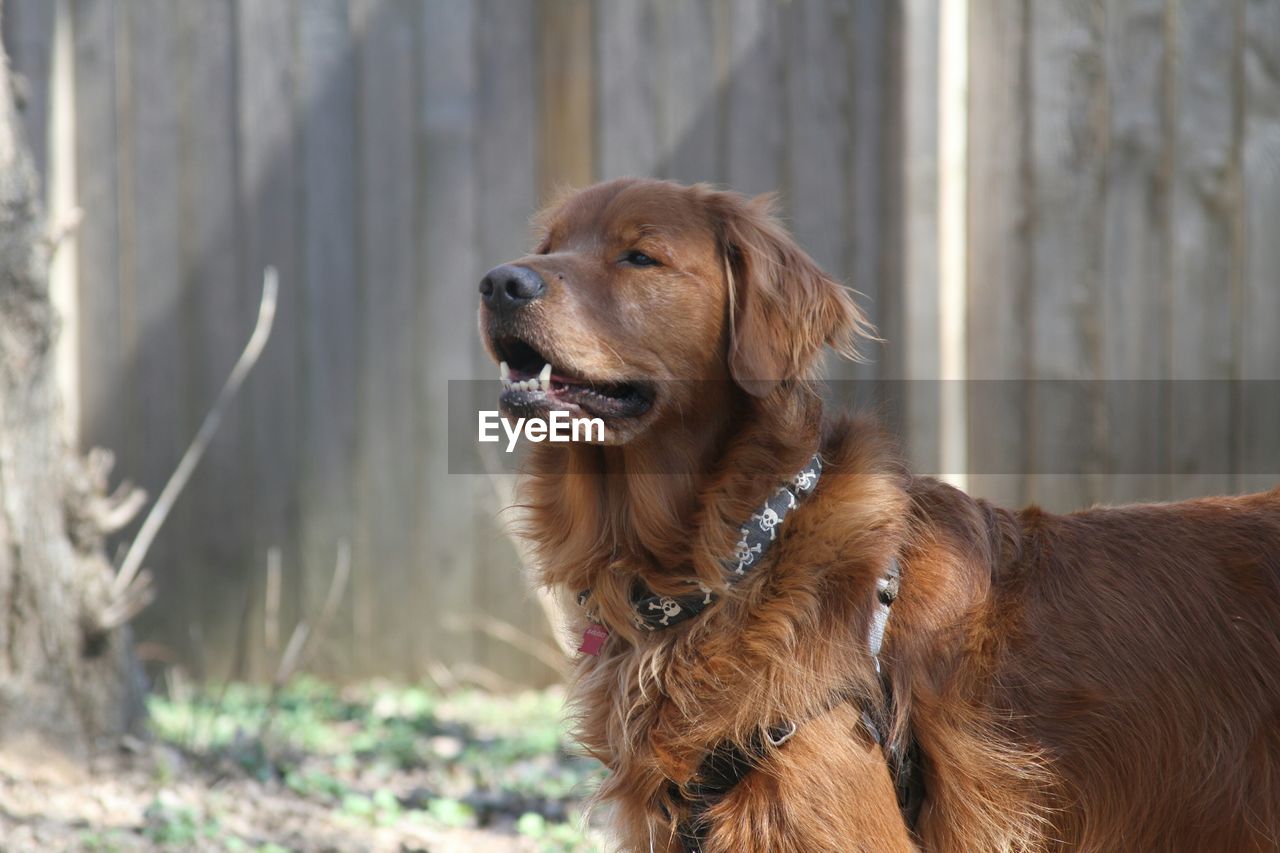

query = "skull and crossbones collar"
[578,454,823,634]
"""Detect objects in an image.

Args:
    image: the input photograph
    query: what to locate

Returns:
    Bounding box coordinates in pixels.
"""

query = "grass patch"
[147,679,603,850]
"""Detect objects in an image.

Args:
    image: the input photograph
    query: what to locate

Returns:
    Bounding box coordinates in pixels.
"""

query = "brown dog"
[477,178,1280,852]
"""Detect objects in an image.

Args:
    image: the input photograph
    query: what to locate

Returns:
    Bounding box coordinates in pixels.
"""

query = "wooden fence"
[3,0,1277,684]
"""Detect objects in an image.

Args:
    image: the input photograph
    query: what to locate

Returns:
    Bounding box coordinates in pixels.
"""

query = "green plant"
[142,793,219,846]
[516,811,597,852]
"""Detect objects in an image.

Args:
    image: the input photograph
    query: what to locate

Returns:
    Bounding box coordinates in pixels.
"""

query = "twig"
[444,612,570,678]
[423,660,460,693]
[112,267,278,601]
[451,662,519,694]
[303,539,351,672]
[264,547,282,663]
[262,541,351,745]
[96,568,154,629]
[272,539,351,688]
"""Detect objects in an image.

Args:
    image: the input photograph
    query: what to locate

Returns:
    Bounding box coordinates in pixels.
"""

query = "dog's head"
[478,178,871,443]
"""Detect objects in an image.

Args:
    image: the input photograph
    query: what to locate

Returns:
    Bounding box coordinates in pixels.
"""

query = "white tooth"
[500,361,511,381]
[502,379,511,389]
[530,379,541,392]
[539,364,552,385]
[514,380,525,391]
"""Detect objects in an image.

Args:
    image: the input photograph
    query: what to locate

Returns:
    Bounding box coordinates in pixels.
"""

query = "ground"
[0,681,606,852]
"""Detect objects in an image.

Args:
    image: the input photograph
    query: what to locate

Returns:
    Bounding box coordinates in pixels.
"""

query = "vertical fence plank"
[473,0,547,683]
[898,0,941,473]
[660,0,718,183]
[1099,0,1171,504]
[421,0,478,675]
[597,0,662,178]
[237,0,301,676]
[72,0,125,484]
[1168,2,1241,500]
[122,0,197,664]
[3,0,55,189]
[724,0,784,197]
[1026,0,1107,511]
[354,0,419,677]
[966,0,1029,506]
[179,0,249,679]
[849,0,893,380]
[785,0,852,279]
[1240,0,1280,494]
[537,0,594,200]
[297,1,359,677]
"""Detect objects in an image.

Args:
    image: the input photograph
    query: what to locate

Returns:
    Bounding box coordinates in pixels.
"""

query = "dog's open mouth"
[493,336,654,420]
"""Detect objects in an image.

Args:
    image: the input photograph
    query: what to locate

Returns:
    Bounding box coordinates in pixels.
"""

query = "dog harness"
[668,556,925,852]
[575,455,924,850]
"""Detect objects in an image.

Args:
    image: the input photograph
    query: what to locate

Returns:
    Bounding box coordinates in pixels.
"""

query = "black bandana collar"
[578,454,823,633]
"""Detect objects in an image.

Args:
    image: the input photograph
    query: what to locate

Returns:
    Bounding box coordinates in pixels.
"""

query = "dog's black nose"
[479,264,546,311]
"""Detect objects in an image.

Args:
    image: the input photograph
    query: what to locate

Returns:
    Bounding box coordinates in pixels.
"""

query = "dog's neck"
[521,385,824,629]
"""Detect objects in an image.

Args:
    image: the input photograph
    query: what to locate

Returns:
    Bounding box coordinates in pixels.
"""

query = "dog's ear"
[713,192,873,398]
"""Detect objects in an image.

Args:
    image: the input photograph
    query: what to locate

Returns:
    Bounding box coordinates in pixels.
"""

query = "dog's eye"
[622,250,658,267]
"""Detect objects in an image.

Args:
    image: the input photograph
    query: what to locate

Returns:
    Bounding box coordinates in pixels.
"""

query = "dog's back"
[990,490,1280,850]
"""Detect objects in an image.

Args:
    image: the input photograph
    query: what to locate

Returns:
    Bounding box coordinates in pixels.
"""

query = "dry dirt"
[0,741,540,852]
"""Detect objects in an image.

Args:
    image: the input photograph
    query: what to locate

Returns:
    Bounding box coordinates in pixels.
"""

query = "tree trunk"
[0,4,145,767]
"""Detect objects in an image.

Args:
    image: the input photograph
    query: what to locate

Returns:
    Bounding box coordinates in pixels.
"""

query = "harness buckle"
[765,720,798,747]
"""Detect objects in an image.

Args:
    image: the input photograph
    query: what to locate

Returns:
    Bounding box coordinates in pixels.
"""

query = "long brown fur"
[478,179,1280,851]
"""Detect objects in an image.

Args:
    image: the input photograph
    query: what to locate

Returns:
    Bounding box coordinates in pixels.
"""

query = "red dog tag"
[579,623,609,656]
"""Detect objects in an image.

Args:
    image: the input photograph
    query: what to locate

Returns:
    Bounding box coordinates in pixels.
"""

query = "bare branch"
[272,622,310,690]
[96,569,155,631]
[90,482,147,534]
[112,267,278,600]
[444,612,570,678]
[272,539,351,687]
[264,547,282,663]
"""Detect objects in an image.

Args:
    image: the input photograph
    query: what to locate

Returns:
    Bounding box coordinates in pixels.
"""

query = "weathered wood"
[421,0,481,676]
[353,0,420,677]
[786,0,852,280]
[789,0,869,391]
[236,0,302,675]
[178,0,250,679]
[1026,0,1106,512]
[1240,0,1280,495]
[537,0,594,199]
[473,0,548,682]
[660,0,718,183]
[297,0,359,677]
[849,0,892,381]
[965,0,1029,507]
[1168,0,1239,500]
[597,0,662,178]
[126,0,192,662]
[35,0,1280,684]
[1099,0,1171,504]
[71,0,125,464]
[898,0,941,474]
[724,0,784,197]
